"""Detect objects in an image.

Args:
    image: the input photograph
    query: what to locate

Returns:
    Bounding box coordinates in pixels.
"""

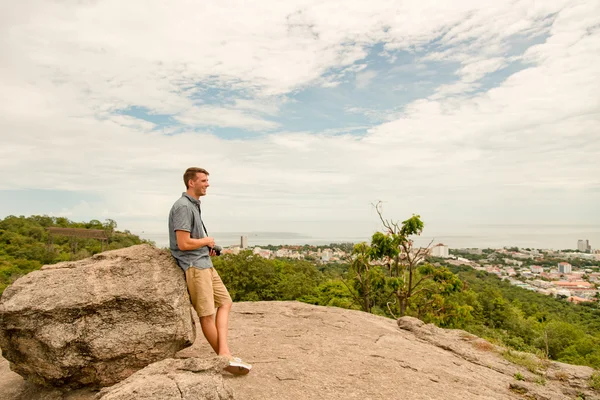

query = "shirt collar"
[182,192,200,205]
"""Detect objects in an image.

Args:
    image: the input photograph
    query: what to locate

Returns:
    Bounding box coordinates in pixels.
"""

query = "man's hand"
[204,237,215,248]
[209,249,217,256]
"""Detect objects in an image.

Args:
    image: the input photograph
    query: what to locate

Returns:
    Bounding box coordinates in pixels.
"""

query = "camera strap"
[184,195,209,236]
[197,203,209,236]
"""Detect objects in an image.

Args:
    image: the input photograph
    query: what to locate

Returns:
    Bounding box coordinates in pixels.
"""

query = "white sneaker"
[229,356,252,370]
[226,356,252,374]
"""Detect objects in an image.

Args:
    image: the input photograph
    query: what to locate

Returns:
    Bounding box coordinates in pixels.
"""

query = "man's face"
[190,173,210,197]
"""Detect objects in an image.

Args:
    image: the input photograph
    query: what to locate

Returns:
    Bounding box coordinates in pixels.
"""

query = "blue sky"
[116,34,546,137]
[0,0,599,249]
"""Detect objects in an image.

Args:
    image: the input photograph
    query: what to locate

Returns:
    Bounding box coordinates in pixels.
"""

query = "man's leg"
[189,267,250,373]
[198,304,231,355]
[215,303,232,356]
[212,269,251,373]
[199,314,219,354]
[186,267,220,354]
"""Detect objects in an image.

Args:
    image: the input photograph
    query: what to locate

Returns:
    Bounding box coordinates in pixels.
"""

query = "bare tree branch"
[411,286,435,298]
[339,278,363,310]
[411,274,434,293]
[386,299,398,319]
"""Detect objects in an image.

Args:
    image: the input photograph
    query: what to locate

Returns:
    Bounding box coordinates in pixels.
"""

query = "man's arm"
[175,230,215,251]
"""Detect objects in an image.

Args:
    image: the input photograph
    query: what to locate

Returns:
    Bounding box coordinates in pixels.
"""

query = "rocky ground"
[2,301,599,399]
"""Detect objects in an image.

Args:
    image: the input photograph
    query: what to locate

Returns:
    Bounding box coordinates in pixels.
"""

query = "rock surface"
[0,244,196,388]
[96,357,233,400]
[1,301,599,399]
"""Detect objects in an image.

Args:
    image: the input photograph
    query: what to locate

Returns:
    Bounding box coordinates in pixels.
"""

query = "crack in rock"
[276,376,299,381]
[173,377,184,400]
[369,354,419,372]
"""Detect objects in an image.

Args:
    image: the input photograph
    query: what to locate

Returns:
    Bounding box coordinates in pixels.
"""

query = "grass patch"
[514,372,525,381]
[502,350,546,374]
[590,372,600,391]
[535,377,546,386]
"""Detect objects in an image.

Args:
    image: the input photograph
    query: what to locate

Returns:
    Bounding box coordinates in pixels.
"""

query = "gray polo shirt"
[168,192,213,271]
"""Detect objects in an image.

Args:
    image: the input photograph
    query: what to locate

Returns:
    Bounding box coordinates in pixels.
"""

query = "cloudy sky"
[1,0,599,247]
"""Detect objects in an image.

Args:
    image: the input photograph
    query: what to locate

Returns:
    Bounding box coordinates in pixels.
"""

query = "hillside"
[2,301,599,399]
[0,215,152,295]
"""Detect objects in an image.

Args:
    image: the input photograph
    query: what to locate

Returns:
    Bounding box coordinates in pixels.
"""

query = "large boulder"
[0,244,196,389]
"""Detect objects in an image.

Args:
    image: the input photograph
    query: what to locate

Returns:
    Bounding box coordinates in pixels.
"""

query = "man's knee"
[199,314,215,324]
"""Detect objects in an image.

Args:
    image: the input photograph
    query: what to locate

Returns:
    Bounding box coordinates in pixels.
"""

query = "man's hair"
[183,167,209,189]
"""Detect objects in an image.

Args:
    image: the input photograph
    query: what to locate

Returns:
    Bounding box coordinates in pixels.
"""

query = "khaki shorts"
[185,267,232,317]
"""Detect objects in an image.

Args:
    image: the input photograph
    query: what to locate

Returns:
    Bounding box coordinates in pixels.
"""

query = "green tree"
[346,242,386,313]
[213,251,280,301]
[538,320,585,359]
[301,280,356,310]
[276,259,322,300]
[368,203,466,319]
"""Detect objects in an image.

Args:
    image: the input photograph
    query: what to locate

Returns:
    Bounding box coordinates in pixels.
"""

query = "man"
[168,167,251,375]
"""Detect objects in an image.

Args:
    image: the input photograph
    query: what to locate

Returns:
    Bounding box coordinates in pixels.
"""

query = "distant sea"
[138,224,600,251]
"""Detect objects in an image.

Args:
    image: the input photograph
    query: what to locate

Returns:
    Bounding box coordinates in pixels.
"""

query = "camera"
[212,245,222,256]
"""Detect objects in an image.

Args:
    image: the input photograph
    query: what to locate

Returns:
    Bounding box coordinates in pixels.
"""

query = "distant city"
[222,236,600,305]
[139,224,600,253]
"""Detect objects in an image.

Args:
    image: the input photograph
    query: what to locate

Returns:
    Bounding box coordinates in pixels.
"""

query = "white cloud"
[320,80,342,88]
[108,115,156,131]
[458,57,507,82]
[429,81,481,99]
[0,0,599,246]
[175,106,279,131]
[355,70,377,89]
[233,98,284,116]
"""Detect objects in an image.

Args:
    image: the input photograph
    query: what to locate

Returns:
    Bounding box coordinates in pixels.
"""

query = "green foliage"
[346,207,468,325]
[301,280,357,310]
[514,372,524,381]
[590,372,600,391]
[535,377,546,386]
[212,251,323,302]
[346,241,386,313]
[0,215,151,296]
[540,320,585,359]
[503,350,547,374]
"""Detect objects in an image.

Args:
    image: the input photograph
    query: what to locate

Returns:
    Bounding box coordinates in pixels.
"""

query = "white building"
[530,265,544,274]
[241,235,248,249]
[504,258,524,267]
[558,262,572,274]
[253,247,272,259]
[275,248,289,258]
[430,244,450,258]
[578,239,591,253]
[513,252,534,260]
[321,249,333,262]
